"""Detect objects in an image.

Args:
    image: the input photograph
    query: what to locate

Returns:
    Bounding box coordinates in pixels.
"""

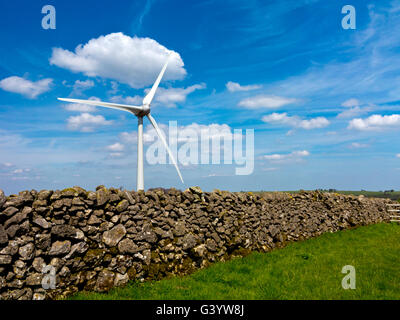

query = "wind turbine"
[58,54,184,191]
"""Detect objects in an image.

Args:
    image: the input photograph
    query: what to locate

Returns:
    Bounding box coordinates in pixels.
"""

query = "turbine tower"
[58,54,184,191]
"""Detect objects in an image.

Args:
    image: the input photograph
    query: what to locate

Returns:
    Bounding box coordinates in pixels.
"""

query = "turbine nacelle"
[58,53,184,191]
[137,104,151,117]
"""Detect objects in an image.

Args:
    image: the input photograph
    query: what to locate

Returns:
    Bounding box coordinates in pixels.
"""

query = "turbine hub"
[138,104,150,116]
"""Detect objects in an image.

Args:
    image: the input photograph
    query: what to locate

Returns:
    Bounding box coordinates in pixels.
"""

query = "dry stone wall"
[0,186,391,300]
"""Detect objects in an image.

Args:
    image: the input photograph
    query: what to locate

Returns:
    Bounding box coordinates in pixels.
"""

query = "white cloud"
[226,81,261,92]
[263,150,310,162]
[146,83,206,107]
[341,98,360,108]
[337,99,372,119]
[12,168,31,174]
[50,33,186,88]
[262,112,330,129]
[0,76,53,99]
[349,142,369,149]
[396,154,400,158]
[238,95,297,109]
[112,83,206,108]
[337,106,370,119]
[72,79,94,95]
[64,96,100,112]
[106,142,125,152]
[67,113,113,132]
[348,114,400,131]
[108,81,119,94]
[2,162,13,168]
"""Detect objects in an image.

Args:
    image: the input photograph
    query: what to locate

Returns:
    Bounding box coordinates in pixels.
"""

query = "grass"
[69,223,400,300]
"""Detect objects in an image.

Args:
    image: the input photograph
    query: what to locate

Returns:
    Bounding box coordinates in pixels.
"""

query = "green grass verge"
[69,223,400,300]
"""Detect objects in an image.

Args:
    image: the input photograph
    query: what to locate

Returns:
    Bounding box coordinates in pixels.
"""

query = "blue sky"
[1,0,400,194]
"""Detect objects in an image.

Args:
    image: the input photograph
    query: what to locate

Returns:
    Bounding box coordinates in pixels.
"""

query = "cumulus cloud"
[226,81,261,92]
[348,114,400,130]
[396,154,400,158]
[0,76,53,99]
[111,83,206,108]
[262,112,330,129]
[263,150,310,162]
[67,113,113,132]
[145,83,206,107]
[50,33,186,88]
[238,95,297,109]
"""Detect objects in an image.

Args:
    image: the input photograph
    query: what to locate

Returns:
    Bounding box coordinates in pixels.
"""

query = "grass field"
[70,223,400,300]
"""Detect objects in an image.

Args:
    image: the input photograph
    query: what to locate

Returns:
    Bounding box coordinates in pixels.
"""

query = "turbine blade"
[147,114,184,184]
[58,98,143,114]
[142,54,172,106]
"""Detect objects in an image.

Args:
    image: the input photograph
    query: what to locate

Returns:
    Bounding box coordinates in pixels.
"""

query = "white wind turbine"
[58,54,184,191]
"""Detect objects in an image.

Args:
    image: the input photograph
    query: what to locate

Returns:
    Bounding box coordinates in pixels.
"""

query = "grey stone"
[51,225,78,239]
[193,244,207,257]
[96,188,110,206]
[94,269,115,292]
[26,273,43,286]
[0,189,6,209]
[2,206,18,217]
[4,212,27,228]
[0,255,12,265]
[116,199,129,212]
[49,240,71,256]
[18,243,35,261]
[102,224,126,247]
[0,225,8,245]
[32,257,46,273]
[37,190,53,201]
[182,233,197,250]
[114,273,129,287]
[0,240,19,256]
[33,217,50,229]
[65,242,89,259]
[189,186,203,194]
[88,214,102,225]
[118,238,140,254]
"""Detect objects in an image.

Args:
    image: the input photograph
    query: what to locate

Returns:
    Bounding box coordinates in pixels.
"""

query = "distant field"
[254,190,400,201]
[69,223,400,300]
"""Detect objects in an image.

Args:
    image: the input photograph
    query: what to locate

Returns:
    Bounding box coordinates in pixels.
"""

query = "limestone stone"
[49,240,71,256]
[102,224,126,247]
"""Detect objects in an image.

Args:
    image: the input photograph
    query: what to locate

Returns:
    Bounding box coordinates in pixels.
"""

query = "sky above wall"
[1,0,400,194]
